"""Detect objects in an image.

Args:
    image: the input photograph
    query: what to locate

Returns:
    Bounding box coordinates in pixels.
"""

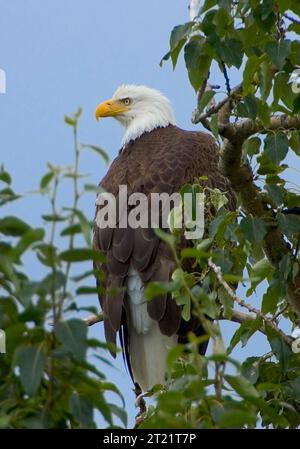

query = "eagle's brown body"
[93,125,236,389]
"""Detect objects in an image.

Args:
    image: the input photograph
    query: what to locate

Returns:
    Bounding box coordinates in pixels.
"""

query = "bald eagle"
[93,85,236,392]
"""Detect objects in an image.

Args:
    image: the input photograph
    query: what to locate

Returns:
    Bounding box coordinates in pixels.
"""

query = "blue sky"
[0,0,296,428]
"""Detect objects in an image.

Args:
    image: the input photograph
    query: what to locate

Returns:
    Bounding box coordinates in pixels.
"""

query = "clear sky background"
[0,0,296,428]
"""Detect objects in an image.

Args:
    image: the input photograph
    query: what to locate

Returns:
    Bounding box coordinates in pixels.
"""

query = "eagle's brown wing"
[93,125,236,366]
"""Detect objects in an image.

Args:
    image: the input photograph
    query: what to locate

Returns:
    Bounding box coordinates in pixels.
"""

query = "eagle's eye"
[122,98,131,106]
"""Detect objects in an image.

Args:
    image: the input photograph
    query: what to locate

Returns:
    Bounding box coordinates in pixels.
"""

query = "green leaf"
[242,137,261,157]
[264,132,289,165]
[76,286,98,295]
[41,271,66,293]
[243,56,261,94]
[170,22,193,50]
[225,374,260,400]
[265,183,285,207]
[227,318,262,354]
[60,224,81,237]
[216,38,243,68]
[258,61,273,102]
[81,144,110,165]
[210,113,219,138]
[241,357,260,384]
[217,288,233,319]
[166,344,185,370]
[0,216,30,236]
[262,285,279,314]
[11,228,45,261]
[0,167,12,185]
[265,39,291,69]
[236,96,258,120]
[154,228,176,247]
[59,248,105,263]
[54,319,87,360]
[240,216,268,242]
[277,213,300,240]
[285,377,300,403]
[40,172,55,190]
[159,51,171,67]
[293,95,300,114]
[71,268,95,282]
[273,72,297,110]
[100,381,125,408]
[107,403,127,428]
[15,345,46,396]
[64,108,82,127]
[144,280,179,301]
[250,257,274,291]
[197,90,216,114]
[266,327,292,372]
[253,0,276,31]
[70,393,94,428]
[63,208,92,246]
[225,374,287,426]
[289,130,300,156]
[218,407,257,428]
[169,22,194,69]
[257,100,270,127]
[42,214,67,222]
[181,295,191,321]
[184,36,211,91]
[277,0,292,13]
[35,243,59,268]
[64,116,77,126]
[0,187,21,206]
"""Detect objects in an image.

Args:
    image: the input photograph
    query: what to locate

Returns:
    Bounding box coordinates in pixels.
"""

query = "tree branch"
[83,307,269,342]
[192,78,300,319]
[192,83,243,125]
[218,123,300,318]
[219,114,300,141]
[84,312,103,326]
[208,259,293,346]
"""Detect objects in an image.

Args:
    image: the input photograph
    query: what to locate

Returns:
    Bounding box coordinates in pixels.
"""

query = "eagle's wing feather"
[93,125,236,390]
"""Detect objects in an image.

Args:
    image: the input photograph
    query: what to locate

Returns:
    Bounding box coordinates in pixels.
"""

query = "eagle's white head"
[95,84,176,147]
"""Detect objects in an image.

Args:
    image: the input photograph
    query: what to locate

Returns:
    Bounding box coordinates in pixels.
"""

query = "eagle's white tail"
[127,267,177,391]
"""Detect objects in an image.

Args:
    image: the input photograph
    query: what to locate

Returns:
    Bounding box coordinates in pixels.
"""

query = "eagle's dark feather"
[93,125,236,384]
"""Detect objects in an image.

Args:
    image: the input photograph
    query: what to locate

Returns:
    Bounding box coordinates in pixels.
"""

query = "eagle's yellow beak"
[95,99,129,121]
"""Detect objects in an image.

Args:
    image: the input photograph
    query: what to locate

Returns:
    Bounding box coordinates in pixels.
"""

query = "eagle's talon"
[135,392,147,413]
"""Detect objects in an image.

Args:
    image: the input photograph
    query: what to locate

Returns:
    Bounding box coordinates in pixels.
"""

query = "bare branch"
[192,83,243,125]
[84,312,103,326]
[219,309,267,338]
[222,309,257,324]
[219,114,300,141]
[208,259,293,346]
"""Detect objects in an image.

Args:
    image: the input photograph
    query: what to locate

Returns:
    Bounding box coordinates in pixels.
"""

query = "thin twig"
[208,259,293,346]
[272,304,289,322]
[84,313,103,326]
[59,125,81,318]
[222,61,231,95]
[195,83,243,124]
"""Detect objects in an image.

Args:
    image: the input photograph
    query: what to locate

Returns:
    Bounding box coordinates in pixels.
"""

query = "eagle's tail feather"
[126,266,177,391]
[129,320,176,392]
